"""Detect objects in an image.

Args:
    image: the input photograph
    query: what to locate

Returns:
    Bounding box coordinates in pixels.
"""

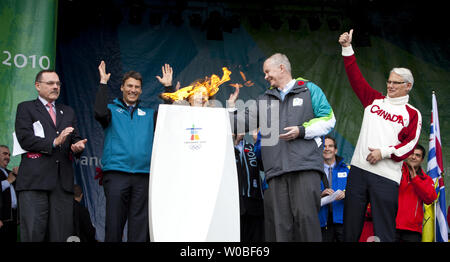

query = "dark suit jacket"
[0,168,17,222]
[15,99,82,193]
[0,184,2,221]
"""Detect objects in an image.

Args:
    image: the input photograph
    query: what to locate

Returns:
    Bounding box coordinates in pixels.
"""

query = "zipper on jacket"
[130,107,135,120]
[414,200,419,218]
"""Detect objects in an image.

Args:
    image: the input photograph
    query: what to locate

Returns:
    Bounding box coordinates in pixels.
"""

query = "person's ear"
[406,82,412,93]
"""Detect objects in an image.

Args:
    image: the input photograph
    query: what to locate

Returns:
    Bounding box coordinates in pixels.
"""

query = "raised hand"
[338,29,353,47]
[156,64,173,87]
[98,60,111,84]
[227,86,240,108]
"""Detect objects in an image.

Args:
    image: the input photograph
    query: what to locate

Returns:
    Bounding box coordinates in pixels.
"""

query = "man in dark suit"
[15,70,87,242]
[0,145,19,242]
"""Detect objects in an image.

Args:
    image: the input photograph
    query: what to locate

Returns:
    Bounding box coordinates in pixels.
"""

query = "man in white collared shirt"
[0,145,19,241]
[15,70,87,242]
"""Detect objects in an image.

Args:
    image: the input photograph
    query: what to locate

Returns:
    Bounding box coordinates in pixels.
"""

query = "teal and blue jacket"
[101,98,155,173]
[242,79,336,180]
[95,83,156,174]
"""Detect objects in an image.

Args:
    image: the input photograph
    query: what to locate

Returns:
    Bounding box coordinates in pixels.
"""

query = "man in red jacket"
[396,144,437,242]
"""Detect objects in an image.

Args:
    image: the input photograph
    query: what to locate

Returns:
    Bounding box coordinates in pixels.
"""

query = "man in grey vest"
[229,53,335,241]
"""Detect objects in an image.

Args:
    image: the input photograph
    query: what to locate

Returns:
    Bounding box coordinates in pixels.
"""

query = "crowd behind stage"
[1,30,449,242]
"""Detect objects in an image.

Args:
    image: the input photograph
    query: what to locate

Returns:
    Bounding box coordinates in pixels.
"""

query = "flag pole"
[433,91,437,242]
[434,186,437,242]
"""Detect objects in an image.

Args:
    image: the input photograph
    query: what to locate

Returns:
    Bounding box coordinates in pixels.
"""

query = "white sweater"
[343,46,422,184]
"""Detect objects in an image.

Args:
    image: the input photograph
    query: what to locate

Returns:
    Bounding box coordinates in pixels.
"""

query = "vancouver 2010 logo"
[185,124,205,150]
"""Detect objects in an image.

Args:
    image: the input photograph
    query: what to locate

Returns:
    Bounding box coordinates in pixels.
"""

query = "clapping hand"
[405,161,418,179]
[54,127,74,147]
[71,139,88,153]
[7,167,18,184]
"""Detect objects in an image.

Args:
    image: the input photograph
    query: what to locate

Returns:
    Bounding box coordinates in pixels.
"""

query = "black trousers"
[0,209,18,242]
[103,171,149,242]
[321,212,344,242]
[240,214,265,242]
[19,184,73,242]
[343,165,399,242]
[396,229,422,242]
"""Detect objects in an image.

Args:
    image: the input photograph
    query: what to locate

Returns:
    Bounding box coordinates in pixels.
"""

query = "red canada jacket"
[396,162,437,233]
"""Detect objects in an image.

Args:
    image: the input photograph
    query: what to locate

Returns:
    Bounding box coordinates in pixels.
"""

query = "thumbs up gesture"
[339,29,353,47]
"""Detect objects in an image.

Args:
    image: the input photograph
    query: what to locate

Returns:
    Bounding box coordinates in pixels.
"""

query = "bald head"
[263,53,293,89]
[265,53,292,74]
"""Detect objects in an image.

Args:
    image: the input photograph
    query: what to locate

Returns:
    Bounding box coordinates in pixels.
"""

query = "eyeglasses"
[386,80,405,85]
[39,81,62,86]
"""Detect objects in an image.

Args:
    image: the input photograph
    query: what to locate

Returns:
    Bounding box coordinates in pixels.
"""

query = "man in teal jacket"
[95,61,173,242]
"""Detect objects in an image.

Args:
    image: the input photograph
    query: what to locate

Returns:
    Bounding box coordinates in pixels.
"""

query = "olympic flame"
[161,67,232,102]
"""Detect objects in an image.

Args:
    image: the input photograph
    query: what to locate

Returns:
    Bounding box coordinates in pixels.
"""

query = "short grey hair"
[391,67,414,87]
[266,53,292,74]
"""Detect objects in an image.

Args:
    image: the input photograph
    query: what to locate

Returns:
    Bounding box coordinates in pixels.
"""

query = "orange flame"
[229,83,243,88]
[244,80,254,87]
[161,67,232,102]
[239,71,247,81]
[229,70,254,88]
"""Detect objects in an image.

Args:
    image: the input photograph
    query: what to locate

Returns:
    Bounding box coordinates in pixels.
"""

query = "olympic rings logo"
[189,144,202,151]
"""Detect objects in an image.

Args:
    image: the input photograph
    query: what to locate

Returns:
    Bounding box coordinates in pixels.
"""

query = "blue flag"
[426,92,448,242]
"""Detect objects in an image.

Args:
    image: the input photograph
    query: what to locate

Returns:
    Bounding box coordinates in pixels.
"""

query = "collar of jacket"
[335,155,349,169]
[415,165,427,178]
[265,77,309,99]
[326,155,346,169]
[113,98,141,110]
[0,167,9,180]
